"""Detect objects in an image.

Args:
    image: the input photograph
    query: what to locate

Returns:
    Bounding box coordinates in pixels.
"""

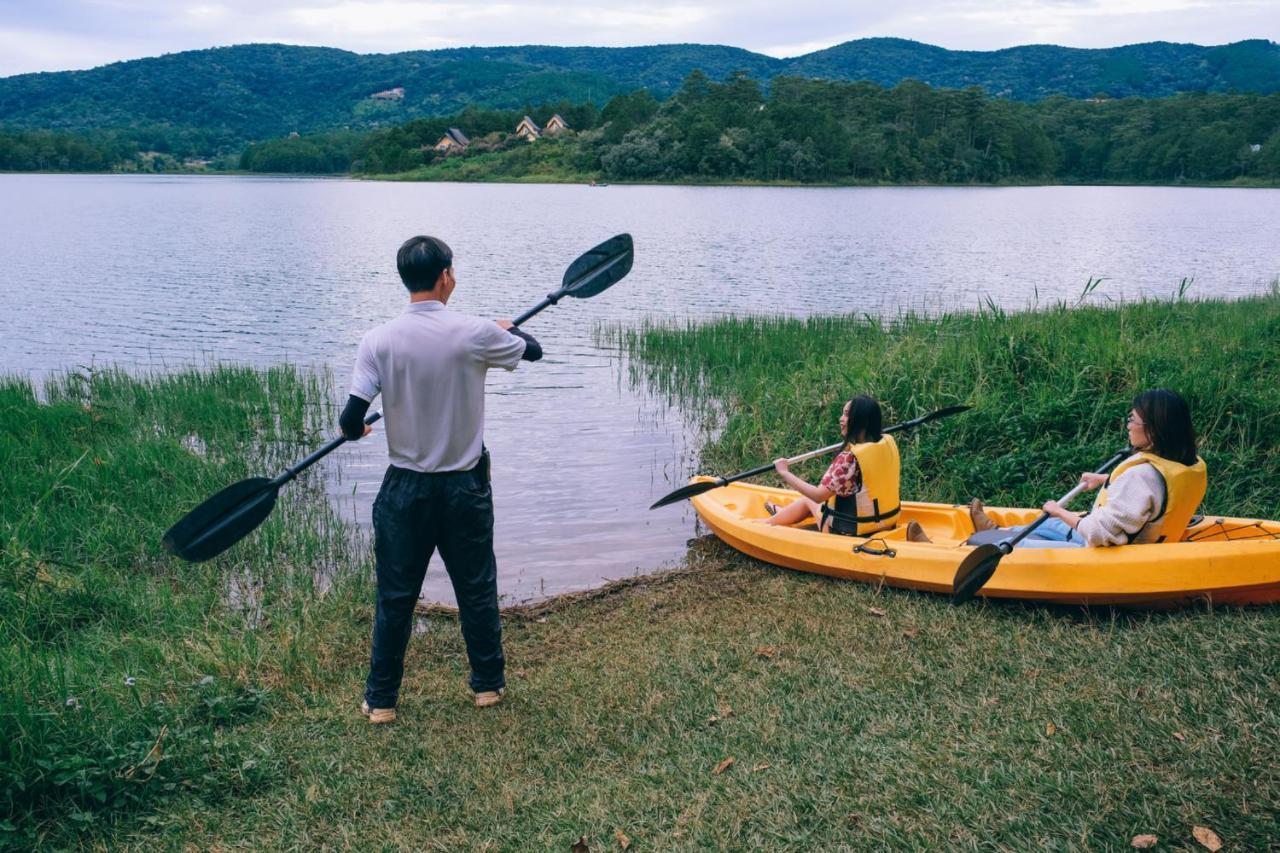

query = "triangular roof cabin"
[433,128,470,151]
[543,114,571,135]
[515,116,542,141]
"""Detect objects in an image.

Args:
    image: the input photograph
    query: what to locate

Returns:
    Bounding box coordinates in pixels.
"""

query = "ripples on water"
[3,176,1277,603]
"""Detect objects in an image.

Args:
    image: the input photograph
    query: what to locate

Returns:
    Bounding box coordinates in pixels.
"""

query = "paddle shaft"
[996,448,1131,553]
[512,291,563,326]
[270,411,383,488]
[715,408,968,485]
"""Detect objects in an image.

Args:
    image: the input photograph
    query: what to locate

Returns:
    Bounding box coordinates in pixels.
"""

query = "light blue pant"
[1009,517,1084,548]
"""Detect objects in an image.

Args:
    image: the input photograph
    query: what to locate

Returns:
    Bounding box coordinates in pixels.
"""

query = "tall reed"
[605,291,1280,517]
[0,365,368,840]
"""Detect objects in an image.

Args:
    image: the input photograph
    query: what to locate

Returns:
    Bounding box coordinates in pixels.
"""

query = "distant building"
[515,115,541,141]
[543,114,571,135]
[433,128,470,152]
[1250,143,1262,153]
[371,87,405,100]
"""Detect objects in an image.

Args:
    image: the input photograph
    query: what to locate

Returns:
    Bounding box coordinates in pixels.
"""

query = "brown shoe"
[905,520,932,543]
[969,498,997,533]
[360,699,396,725]
[474,689,504,708]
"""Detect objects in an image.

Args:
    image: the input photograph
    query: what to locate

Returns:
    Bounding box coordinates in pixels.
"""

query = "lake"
[2,175,1278,603]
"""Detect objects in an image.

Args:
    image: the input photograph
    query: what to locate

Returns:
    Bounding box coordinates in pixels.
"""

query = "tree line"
[5,74,1280,183]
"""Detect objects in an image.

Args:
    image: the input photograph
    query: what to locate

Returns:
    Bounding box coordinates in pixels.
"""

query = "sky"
[0,0,1276,78]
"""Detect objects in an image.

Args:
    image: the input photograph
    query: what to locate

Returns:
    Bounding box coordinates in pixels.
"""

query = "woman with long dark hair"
[971,388,1206,547]
[761,395,928,541]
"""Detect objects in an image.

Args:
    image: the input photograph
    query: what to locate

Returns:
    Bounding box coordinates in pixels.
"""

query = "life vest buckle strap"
[821,503,902,525]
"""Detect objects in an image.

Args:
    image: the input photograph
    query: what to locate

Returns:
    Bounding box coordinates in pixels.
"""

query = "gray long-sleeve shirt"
[1076,458,1165,546]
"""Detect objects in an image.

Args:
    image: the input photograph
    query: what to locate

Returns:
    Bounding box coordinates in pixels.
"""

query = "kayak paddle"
[163,233,635,562]
[950,446,1131,604]
[649,404,971,510]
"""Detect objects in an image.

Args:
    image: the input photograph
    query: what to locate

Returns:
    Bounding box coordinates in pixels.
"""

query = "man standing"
[340,235,542,724]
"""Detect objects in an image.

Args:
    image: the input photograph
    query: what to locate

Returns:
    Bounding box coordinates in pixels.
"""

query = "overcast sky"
[1,0,1276,78]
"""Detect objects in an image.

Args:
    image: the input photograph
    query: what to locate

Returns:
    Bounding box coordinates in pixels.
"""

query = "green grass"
[5,292,1280,849]
[0,365,369,846]
[41,550,1280,849]
[604,287,1280,517]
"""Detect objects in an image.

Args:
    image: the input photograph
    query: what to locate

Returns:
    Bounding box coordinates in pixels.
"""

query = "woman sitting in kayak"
[760,395,928,542]
[970,388,1206,547]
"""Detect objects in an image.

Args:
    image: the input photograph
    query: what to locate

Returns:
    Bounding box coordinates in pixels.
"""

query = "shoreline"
[4,168,1278,189]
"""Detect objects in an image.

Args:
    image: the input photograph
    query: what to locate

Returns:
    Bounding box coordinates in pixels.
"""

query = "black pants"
[364,459,504,708]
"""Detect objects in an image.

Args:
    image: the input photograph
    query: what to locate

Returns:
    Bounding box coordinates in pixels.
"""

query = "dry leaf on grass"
[754,646,778,658]
[1172,731,1186,742]
[868,606,888,617]
[902,627,919,638]
[614,829,631,850]
[707,704,735,725]
[571,836,590,853]
[1045,722,1057,736]
[1131,834,1159,848]
[1192,826,1222,851]
[713,757,735,775]
[751,762,771,772]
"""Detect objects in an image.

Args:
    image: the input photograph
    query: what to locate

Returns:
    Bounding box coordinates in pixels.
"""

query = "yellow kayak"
[688,477,1280,607]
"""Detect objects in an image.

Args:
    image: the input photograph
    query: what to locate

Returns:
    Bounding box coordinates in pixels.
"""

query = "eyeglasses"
[1126,414,1145,427]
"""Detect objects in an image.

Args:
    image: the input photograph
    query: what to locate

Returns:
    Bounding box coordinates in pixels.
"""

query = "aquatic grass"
[0,365,368,842]
[604,290,1280,518]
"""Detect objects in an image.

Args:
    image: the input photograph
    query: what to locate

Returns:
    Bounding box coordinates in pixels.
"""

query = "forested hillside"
[5,74,1278,184]
[1,38,1276,153]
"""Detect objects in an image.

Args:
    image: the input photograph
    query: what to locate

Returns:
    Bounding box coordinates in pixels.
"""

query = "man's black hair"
[397,235,453,292]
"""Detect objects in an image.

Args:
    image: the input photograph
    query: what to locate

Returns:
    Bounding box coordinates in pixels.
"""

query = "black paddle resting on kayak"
[649,404,971,510]
[163,233,635,563]
[950,446,1131,604]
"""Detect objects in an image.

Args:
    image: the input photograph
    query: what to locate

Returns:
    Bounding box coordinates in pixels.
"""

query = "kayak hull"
[687,478,1280,607]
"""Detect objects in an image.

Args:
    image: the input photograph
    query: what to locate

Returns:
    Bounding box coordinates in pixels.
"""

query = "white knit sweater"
[1075,458,1166,547]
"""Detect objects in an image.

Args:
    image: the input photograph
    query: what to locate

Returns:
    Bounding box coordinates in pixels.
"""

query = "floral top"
[820,450,862,498]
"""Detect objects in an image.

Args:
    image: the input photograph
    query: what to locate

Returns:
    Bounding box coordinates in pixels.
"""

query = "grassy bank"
[0,366,369,845]
[6,292,1280,848]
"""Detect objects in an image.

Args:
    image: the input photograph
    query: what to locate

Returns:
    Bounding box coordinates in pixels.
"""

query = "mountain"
[1,39,1276,147]
[791,38,1280,99]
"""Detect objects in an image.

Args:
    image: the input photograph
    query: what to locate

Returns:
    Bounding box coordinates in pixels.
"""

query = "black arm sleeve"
[508,327,543,362]
[339,394,372,440]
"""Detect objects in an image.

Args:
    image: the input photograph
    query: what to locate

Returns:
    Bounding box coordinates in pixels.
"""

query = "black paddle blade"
[649,478,724,509]
[951,544,1004,604]
[562,233,633,298]
[920,404,971,422]
[885,404,972,433]
[162,477,279,563]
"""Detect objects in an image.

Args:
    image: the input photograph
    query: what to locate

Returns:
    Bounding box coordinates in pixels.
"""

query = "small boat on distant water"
[690,478,1280,608]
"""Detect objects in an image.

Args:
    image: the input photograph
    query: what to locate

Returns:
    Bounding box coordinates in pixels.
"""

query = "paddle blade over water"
[562,233,633,297]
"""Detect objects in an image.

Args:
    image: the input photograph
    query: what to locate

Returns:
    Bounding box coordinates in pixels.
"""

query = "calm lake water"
[3,175,1278,603]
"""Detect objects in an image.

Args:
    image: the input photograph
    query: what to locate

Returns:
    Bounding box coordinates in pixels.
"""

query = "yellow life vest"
[824,434,901,536]
[1094,451,1207,544]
